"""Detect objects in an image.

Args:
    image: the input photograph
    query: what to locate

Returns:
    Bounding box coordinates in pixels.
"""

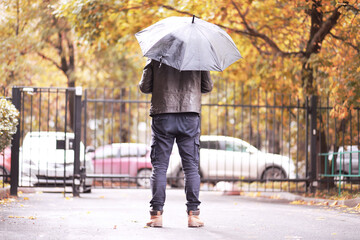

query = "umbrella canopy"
[135,16,242,71]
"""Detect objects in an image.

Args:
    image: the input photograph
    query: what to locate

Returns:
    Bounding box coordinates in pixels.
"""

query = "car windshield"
[225,141,247,152]
[200,138,258,153]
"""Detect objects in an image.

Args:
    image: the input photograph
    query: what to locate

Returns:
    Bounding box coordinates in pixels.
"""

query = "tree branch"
[231,1,305,57]
[37,52,61,70]
[58,32,68,73]
[161,5,193,17]
[329,32,359,53]
[306,4,341,56]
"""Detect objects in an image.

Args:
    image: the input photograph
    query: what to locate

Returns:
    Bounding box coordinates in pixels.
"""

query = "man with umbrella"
[137,16,241,228]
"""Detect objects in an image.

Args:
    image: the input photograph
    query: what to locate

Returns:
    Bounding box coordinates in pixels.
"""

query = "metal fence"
[4,85,360,196]
[82,84,311,192]
[1,86,12,188]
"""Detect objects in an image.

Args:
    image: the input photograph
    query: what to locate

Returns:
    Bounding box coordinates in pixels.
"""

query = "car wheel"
[137,169,152,188]
[262,167,286,180]
[82,186,92,193]
[176,169,185,188]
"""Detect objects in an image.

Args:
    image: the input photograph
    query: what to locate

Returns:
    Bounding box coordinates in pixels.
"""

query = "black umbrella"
[135,16,242,71]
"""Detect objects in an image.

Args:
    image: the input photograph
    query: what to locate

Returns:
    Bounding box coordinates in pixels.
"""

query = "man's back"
[139,59,213,116]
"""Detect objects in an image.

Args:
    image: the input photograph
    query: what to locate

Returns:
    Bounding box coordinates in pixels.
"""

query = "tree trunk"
[302,0,341,190]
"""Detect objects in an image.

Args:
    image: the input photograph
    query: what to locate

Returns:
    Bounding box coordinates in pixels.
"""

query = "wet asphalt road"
[0,188,359,240]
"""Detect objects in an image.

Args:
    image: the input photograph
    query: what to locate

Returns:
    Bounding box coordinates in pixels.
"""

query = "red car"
[90,143,152,187]
[0,147,11,182]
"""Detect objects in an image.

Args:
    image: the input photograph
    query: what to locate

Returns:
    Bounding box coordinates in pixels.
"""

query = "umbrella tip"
[192,15,195,23]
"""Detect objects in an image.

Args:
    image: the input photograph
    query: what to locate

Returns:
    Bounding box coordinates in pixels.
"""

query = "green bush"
[0,99,19,152]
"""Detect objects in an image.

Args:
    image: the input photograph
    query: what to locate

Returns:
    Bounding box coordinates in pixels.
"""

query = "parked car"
[90,143,152,188]
[167,135,296,187]
[330,145,359,176]
[0,147,11,182]
[19,131,94,192]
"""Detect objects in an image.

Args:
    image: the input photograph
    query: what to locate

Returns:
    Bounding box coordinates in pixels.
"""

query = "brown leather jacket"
[139,59,213,116]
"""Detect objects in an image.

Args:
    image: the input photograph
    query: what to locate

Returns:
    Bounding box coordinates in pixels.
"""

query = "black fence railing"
[1,87,11,188]
[4,85,360,196]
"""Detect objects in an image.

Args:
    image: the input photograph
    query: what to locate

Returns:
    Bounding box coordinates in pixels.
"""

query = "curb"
[222,190,360,208]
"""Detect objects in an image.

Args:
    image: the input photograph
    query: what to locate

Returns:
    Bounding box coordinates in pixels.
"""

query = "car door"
[200,140,227,179]
[93,145,121,174]
[223,139,252,179]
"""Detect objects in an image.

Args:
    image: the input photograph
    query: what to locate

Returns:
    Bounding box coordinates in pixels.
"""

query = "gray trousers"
[149,113,201,211]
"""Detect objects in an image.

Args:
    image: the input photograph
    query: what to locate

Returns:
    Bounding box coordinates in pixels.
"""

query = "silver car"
[167,135,296,187]
[332,145,359,176]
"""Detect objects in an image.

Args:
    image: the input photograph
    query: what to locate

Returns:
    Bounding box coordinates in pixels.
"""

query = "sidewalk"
[1,188,360,240]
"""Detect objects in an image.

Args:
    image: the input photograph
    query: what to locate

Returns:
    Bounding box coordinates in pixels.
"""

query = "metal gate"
[9,87,85,196]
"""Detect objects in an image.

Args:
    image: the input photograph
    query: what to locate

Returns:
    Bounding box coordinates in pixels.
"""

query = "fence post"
[72,87,82,197]
[309,95,318,191]
[10,87,21,196]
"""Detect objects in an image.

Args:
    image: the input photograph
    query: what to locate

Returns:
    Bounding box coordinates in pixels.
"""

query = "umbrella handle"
[192,15,195,23]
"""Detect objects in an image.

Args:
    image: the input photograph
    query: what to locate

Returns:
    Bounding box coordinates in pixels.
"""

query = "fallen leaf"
[316,202,329,206]
[290,200,306,205]
[270,195,281,200]
[23,197,29,200]
[28,216,36,220]
[315,217,325,221]
[330,201,338,206]
[113,225,117,229]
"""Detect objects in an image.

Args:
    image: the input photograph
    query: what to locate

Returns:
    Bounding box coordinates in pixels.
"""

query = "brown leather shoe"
[146,210,163,228]
[188,210,204,228]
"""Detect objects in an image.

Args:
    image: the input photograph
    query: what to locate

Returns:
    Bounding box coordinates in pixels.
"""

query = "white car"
[167,135,296,187]
[19,131,94,192]
[329,145,359,176]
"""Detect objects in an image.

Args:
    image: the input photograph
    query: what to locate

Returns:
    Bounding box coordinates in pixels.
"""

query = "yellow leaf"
[290,200,306,205]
